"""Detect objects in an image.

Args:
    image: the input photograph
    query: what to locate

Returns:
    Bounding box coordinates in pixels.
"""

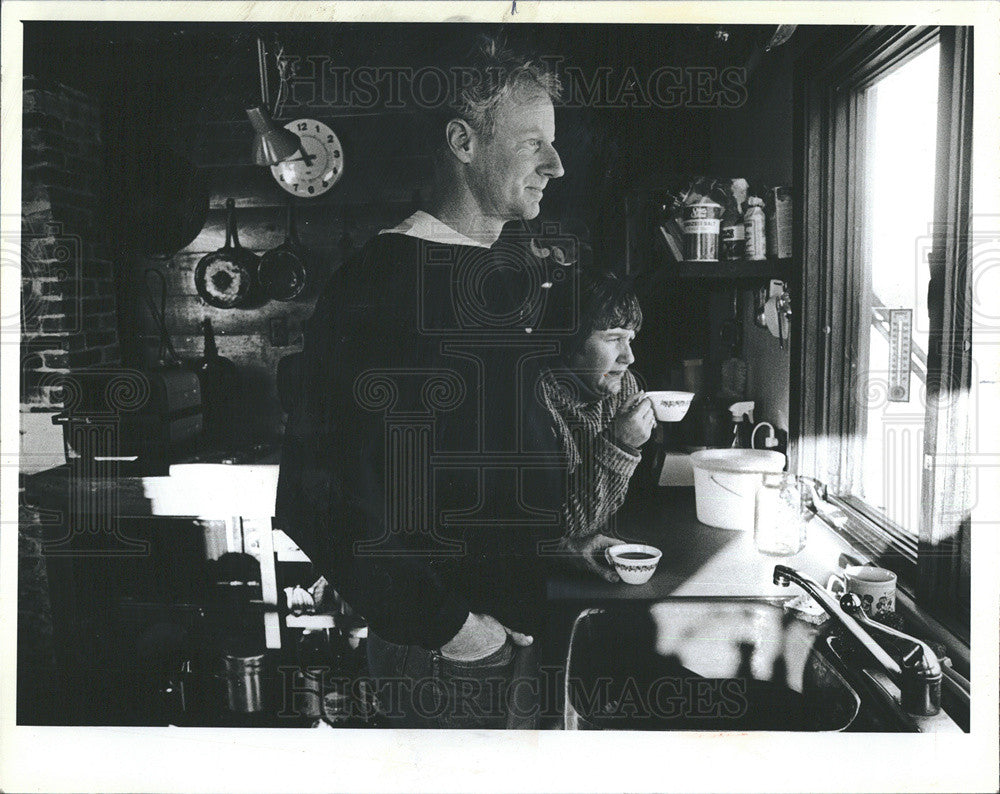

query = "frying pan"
[194,198,259,309]
[258,200,307,301]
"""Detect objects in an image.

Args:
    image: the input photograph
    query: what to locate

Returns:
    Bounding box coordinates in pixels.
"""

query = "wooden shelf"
[653,258,794,281]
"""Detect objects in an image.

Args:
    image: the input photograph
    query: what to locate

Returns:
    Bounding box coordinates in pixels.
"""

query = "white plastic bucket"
[689,449,786,530]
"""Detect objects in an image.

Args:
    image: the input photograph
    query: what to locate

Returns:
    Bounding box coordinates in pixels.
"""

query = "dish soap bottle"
[720,191,746,261]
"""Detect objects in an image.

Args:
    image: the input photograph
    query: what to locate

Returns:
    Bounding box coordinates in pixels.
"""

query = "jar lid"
[689,448,785,473]
[747,197,765,207]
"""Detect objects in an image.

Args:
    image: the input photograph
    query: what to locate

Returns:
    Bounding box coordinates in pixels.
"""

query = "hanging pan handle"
[225,197,243,250]
[286,199,299,246]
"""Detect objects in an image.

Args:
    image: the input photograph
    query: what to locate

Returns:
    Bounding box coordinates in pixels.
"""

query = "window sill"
[811,499,970,679]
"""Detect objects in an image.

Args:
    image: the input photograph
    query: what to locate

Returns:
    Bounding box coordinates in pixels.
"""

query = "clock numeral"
[327,134,335,143]
[297,122,308,132]
[333,150,341,158]
[292,184,298,191]
[322,181,329,188]
[308,185,315,194]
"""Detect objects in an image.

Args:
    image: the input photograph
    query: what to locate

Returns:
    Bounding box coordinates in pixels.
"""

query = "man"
[538,271,655,583]
[276,37,566,728]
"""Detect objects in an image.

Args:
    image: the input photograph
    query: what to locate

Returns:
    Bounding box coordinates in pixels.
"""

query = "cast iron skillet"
[193,198,259,309]
[257,199,307,301]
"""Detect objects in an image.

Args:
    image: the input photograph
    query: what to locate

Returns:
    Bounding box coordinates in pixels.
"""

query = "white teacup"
[644,391,695,422]
[605,543,662,585]
[827,565,897,618]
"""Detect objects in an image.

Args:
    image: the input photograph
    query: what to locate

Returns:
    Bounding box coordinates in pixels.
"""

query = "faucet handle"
[839,593,942,716]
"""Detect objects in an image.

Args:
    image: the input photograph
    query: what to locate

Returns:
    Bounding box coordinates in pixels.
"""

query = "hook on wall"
[755,279,792,348]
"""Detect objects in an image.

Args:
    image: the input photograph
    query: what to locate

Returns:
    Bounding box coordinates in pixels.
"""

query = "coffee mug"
[605,543,662,585]
[827,565,896,618]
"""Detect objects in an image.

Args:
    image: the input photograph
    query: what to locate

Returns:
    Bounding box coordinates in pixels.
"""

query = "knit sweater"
[539,367,642,538]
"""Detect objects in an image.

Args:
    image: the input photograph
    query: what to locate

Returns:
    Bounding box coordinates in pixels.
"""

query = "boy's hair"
[565,270,643,358]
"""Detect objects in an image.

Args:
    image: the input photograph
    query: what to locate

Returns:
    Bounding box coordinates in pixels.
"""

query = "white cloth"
[379,210,491,249]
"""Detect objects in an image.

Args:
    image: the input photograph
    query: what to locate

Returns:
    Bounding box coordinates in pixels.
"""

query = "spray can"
[744,197,767,261]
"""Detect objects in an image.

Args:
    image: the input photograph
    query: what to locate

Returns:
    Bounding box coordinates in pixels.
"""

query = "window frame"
[791,25,973,640]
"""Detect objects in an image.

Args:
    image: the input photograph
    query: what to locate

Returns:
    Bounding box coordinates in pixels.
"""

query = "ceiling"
[23,21,782,128]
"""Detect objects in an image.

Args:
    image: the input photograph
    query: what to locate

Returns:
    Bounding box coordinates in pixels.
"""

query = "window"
[861,43,939,535]
[794,27,973,638]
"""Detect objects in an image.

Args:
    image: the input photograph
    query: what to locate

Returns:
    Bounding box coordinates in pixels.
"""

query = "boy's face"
[567,326,637,397]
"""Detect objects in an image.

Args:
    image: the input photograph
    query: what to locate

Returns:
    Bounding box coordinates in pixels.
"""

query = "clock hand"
[296,143,316,167]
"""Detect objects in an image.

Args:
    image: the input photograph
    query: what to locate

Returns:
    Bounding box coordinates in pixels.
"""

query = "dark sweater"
[275,232,568,648]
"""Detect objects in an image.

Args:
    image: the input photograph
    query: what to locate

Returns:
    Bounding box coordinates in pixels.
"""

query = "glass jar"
[754,473,810,556]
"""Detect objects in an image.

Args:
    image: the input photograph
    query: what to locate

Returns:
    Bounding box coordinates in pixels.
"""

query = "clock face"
[270,119,344,197]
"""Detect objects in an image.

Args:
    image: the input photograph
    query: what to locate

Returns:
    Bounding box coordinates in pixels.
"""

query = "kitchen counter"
[548,485,859,603]
[21,446,281,520]
[24,464,856,599]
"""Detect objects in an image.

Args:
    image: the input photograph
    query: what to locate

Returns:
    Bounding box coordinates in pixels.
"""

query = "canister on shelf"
[682,197,723,262]
[744,197,767,261]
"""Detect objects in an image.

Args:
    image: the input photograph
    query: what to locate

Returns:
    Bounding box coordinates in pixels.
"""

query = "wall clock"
[270,118,344,197]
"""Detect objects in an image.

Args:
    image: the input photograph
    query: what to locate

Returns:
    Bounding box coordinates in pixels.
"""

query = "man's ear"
[445,118,476,164]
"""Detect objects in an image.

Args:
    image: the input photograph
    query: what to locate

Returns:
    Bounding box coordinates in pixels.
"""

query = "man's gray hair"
[448,35,562,137]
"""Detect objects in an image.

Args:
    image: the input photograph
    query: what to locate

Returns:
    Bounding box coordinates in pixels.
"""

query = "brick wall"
[21,76,120,412]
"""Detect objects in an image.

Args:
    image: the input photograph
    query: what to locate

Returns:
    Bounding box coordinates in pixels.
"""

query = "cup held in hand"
[605,543,662,585]
[645,391,695,422]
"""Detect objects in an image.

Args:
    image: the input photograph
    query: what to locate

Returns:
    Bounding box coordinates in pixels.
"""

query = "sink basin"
[563,597,861,731]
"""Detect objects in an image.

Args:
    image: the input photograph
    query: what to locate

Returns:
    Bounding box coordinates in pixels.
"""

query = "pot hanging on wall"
[257,199,307,301]
[193,198,260,309]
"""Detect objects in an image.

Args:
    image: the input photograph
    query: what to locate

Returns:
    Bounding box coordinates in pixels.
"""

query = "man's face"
[467,90,564,221]
[567,327,637,398]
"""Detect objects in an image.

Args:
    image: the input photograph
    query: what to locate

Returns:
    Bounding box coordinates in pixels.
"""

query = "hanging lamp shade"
[246,106,300,166]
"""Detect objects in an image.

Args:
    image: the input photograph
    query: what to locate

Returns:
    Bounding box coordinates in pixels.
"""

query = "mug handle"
[604,547,615,567]
[826,573,846,596]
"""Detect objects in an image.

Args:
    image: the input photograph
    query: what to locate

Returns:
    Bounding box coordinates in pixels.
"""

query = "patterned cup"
[605,544,662,585]
[645,391,695,423]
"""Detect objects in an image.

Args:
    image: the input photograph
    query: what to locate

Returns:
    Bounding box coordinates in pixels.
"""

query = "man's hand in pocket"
[439,612,532,662]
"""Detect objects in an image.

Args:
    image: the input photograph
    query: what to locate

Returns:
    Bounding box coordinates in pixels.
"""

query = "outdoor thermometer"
[270,119,344,197]
[888,309,912,402]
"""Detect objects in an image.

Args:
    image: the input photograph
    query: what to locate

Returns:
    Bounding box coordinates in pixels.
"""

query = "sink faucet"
[773,565,942,716]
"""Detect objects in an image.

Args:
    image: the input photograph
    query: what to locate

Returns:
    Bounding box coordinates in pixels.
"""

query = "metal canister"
[223,652,265,713]
[682,199,723,262]
[744,197,767,261]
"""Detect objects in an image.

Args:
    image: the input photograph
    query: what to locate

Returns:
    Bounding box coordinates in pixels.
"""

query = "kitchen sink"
[563,597,862,731]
